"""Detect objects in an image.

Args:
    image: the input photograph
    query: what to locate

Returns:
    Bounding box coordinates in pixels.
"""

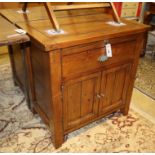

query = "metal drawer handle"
[98,41,111,62]
[98,55,108,62]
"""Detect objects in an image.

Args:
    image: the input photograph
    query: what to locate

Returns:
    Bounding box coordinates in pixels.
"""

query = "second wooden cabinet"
[63,62,132,133]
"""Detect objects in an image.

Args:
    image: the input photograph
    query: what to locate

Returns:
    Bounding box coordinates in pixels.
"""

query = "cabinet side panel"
[11,44,25,90]
[121,33,145,115]
[31,43,52,125]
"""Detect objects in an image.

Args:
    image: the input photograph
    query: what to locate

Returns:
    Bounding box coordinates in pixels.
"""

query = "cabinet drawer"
[62,37,137,79]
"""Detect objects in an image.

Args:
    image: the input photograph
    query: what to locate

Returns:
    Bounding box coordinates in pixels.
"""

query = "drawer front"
[121,8,137,17]
[62,37,137,79]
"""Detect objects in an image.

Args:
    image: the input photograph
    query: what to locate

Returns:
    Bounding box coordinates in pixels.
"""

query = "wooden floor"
[131,88,155,123]
[0,53,10,65]
[0,46,9,65]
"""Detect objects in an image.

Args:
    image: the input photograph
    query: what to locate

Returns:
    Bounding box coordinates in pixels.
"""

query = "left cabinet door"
[63,72,101,131]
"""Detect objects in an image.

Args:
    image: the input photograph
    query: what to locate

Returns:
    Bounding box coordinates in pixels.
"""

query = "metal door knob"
[100,94,105,98]
[97,94,101,99]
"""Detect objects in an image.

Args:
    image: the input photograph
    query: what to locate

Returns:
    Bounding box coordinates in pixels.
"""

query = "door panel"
[67,82,81,122]
[81,78,96,117]
[112,68,126,102]
[63,72,101,131]
[99,63,131,114]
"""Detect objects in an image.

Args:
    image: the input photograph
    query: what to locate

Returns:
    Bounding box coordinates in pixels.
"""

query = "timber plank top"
[1,6,150,51]
[0,15,29,46]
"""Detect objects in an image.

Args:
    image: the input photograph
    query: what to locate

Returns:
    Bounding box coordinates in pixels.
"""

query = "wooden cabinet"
[61,35,135,133]
[63,62,132,132]
[1,4,149,148]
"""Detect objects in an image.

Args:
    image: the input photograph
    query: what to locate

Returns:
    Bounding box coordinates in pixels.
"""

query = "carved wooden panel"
[63,72,101,131]
[99,63,131,115]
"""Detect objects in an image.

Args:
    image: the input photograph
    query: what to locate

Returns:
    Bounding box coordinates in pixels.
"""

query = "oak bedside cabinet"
[0,2,149,148]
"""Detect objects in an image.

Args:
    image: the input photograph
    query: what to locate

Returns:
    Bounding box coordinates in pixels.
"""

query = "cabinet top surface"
[0,6,149,51]
[0,15,29,46]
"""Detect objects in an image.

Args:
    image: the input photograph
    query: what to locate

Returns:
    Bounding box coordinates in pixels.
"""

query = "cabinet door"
[63,72,101,131]
[99,63,131,115]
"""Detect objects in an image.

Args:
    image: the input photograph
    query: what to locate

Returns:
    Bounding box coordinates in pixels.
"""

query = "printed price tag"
[105,43,112,57]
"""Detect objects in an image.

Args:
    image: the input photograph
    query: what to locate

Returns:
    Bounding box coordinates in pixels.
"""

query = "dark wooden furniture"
[144,2,155,27]
[140,2,155,56]
[0,15,33,110]
[0,15,29,46]
[1,3,149,148]
[0,2,43,9]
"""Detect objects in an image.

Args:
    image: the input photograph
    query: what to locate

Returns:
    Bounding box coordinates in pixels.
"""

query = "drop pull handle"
[98,55,108,62]
[98,41,112,62]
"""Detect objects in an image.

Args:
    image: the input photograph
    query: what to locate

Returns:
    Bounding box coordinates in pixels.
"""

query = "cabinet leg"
[13,80,18,86]
[64,134,68,142]
[120,107,129,116]
[53,134,64,149]
[31,106,37,115]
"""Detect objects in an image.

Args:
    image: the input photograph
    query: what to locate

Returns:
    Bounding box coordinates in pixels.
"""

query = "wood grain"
[0,4,150,148]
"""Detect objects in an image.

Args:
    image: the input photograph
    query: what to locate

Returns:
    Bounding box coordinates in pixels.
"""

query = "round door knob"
[97,94,101,99]
[101,94,105,98]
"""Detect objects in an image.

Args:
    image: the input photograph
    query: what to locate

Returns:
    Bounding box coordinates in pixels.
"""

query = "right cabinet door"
[99,63,132,115]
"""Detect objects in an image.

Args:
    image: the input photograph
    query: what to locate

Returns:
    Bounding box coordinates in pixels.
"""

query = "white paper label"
[106,21,126,27]
[45,29,65,35]
[17,10,30,14]
[105,43,112,57]
[15,29,26,34]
